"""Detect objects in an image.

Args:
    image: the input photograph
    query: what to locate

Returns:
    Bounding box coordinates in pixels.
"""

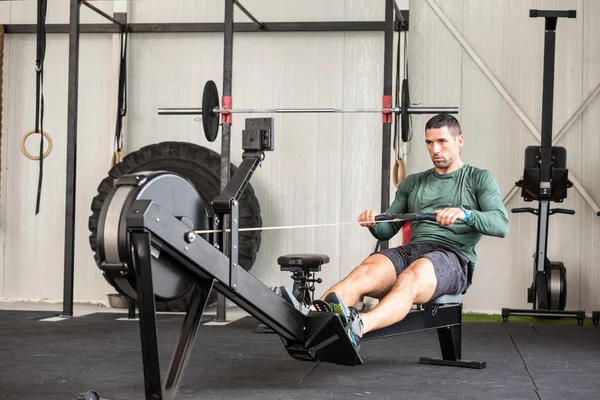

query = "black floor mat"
[0,312,598,400]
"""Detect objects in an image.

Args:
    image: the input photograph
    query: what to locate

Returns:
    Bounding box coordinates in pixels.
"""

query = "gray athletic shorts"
[375,242,469,300]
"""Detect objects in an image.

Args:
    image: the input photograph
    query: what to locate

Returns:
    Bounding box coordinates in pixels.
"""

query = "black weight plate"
[202,80,220,142]
[401,78,410,142]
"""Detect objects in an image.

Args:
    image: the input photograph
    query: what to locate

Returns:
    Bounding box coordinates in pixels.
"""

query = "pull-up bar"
[3,21,408,34]
[80,0,127,29]
[3,0,408,34]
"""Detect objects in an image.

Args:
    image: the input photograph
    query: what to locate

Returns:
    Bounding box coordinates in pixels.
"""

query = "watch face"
[462,205,472,211]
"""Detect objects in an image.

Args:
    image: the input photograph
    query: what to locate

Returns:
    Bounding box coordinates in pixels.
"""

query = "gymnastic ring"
[392,158,406,188]
[111,149,126,167]
[20,130,53,160]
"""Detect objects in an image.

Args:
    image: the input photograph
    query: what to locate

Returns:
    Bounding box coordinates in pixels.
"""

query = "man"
[315,113,509,348]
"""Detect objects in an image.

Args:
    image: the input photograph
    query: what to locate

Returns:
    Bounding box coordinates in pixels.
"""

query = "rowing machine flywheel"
[547,262,567,311]
[97,171,209,301]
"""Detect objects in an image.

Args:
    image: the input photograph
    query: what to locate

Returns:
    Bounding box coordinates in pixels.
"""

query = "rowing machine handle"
[375,213,437,222]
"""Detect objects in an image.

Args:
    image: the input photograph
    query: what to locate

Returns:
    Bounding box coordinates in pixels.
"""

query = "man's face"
[425,126,463,170]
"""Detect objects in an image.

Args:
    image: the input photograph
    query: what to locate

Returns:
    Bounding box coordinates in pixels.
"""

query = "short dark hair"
[425,114,462,137]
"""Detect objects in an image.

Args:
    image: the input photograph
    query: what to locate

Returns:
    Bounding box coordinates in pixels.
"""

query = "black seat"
[519,145,570,202]
[277,253,330,272]
[428,294,463,304]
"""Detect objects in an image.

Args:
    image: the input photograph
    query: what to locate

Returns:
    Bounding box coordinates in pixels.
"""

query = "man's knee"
[395,257,437,302]
[342,263,368,286]
[344,254,396,294]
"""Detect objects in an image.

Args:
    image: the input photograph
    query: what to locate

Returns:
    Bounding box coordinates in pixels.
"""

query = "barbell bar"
[158,80,459,143]
[158,106,457,115]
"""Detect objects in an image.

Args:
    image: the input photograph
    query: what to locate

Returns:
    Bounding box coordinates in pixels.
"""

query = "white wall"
[408,0,600,314]
[1,0,599,316]
[0,0,404,305]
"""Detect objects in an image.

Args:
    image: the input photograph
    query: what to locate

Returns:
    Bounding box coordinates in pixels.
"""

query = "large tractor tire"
[88,141,262,310]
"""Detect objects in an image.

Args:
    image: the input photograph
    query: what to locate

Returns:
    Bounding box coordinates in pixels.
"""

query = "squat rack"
[3,0,409,318]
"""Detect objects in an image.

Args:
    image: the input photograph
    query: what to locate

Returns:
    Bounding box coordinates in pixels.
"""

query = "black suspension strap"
[393,30,402,156]
[392,28,410,188]
[393,29,411,155]
[34,0,48,214]
[113,25,128,166]
[402,32,411,143]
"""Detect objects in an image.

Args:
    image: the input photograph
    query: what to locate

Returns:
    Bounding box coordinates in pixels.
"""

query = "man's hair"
[425,114,462,137]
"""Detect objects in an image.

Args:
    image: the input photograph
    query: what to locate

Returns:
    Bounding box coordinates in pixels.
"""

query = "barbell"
[158,80,459,143]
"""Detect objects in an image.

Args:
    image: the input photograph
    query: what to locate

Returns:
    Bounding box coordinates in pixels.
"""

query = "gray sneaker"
[323,292,363,347]
[347,306,364,347]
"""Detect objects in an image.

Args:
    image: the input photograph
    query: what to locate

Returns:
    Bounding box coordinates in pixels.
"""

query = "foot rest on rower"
[284,310,363,367]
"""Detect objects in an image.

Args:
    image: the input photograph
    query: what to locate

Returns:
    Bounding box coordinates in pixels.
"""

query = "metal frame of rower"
[113,117,483,400]
[502,9,586,324]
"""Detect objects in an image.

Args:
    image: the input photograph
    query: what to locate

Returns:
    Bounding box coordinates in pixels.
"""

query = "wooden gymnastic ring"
[111,149,126,167]
[20,130,53,160]
[392,159,406,188]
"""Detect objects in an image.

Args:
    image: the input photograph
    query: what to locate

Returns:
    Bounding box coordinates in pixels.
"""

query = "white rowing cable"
[193,218,403,234]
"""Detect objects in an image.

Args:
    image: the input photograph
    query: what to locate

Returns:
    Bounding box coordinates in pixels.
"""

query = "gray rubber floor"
[0,310,598,400]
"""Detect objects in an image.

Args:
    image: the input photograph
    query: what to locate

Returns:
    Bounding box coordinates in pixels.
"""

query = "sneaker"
[324,292,351,325]
[323,292,363,347]
[347,306,364,347]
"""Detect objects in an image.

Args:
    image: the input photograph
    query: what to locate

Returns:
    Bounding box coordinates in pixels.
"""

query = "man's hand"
[434,207,466,226]
[358,209,378,228]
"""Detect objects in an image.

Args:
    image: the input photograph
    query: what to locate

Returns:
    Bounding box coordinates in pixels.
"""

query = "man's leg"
[360,257,437,334]
[318,254,398,308]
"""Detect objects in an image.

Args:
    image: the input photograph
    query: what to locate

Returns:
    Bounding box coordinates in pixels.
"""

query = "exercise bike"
[502,9,585,324]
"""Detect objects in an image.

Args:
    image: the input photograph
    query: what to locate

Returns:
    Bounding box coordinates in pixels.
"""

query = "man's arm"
[463,170,509,237]
[368,177,412,241]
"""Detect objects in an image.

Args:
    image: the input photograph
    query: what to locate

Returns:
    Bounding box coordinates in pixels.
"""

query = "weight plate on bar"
[202,80,220,142]
[401,78,410,142]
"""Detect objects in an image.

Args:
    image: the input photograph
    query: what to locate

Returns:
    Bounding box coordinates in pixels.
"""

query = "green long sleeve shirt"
[370,164,509,286]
